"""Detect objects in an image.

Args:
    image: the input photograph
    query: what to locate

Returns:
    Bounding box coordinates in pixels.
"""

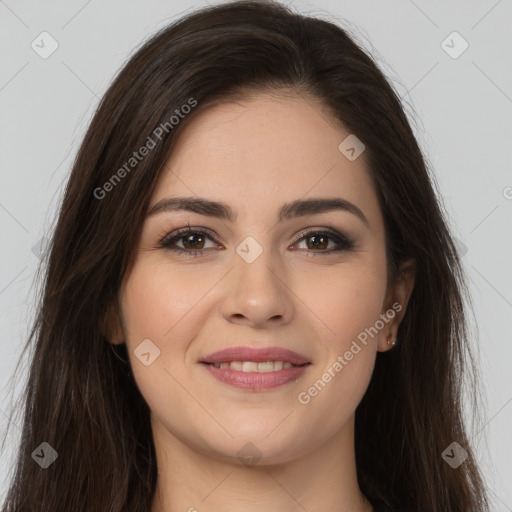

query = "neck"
[150,413,374,512]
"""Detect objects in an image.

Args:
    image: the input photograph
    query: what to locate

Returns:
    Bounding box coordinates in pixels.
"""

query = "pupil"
[184,234,203,249]
[308,234,327,250]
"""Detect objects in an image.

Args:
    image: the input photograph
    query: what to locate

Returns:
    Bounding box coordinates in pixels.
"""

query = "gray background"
[1,0,511,508]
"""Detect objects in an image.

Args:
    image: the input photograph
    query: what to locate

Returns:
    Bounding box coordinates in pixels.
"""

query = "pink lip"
[200,345,311,391]
[201,345,311,365]
[203,364,310,391]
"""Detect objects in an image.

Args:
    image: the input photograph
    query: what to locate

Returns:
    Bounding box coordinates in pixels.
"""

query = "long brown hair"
[1,1,490,510]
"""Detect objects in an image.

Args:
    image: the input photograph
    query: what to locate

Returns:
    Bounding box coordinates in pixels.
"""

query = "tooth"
[212,360,296,371]
[242,361,258,372]
[257,361,275,372]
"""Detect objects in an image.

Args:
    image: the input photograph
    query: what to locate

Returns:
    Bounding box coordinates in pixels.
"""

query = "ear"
[378,258,416,352]
[99,300,125,346]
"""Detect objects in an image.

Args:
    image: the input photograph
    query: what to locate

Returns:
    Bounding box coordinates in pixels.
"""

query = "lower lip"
[202,363,310,390]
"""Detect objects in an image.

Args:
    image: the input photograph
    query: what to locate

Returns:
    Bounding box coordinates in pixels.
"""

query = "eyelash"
[158,225,355,258]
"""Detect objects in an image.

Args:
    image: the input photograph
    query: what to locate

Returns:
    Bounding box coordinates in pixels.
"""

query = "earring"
[386,334,396,346]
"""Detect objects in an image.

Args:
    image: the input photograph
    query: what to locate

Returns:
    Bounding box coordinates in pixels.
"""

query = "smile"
[207,360,300,371]
[201,361,311,390]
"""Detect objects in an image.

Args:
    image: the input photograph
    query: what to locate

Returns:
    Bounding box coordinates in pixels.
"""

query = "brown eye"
[304,233,329,250]
[181,233,206,250]
[159,226,354,258]
[293,229,354,254]
[159,227,219,257]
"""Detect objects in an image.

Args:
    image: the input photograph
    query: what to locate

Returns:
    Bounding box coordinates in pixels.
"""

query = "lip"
[203,363,310,391]
[200,345,311,365]
[200,345,311,391]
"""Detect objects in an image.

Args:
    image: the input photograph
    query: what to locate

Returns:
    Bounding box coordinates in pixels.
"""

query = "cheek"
[296,346,375,452]
[294,270,384,441]
[120,260,205,422]
[291,256,388,345]
[289,259,385,417]
[120,255,230,391]
[121,258,211,342]
[120,260,193,383]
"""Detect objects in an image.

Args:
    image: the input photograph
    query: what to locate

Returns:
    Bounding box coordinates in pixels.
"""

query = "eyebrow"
[147,196,370,228]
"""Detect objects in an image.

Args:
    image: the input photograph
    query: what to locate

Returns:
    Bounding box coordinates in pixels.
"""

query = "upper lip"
[201,346,311,365]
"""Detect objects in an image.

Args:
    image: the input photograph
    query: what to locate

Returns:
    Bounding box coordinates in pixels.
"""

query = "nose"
[220,248,294,328]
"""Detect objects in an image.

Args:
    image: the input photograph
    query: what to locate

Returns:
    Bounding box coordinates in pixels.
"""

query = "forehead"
[151,93,382,229]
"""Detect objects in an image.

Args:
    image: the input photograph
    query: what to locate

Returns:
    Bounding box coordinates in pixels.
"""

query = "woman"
[1,1,490,511]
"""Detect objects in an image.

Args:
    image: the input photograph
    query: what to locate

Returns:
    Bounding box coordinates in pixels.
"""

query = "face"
[111,92,411,465]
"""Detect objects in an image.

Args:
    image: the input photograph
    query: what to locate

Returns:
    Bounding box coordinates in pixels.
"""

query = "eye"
[158,226,220,257]
[158,225,355,258]
[291,228,355,255]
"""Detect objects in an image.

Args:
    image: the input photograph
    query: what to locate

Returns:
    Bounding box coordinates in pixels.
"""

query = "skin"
[107,91,416,512]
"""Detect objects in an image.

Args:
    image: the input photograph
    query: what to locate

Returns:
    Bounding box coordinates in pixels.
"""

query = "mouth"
[199,345,312,390]
[200,345,311,366]
[202,360,310,372]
